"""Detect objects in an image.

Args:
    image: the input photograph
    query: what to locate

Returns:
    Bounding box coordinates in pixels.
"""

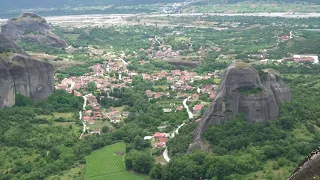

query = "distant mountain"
[225,0,319,4]
[0,0,319,18]
[0,0,185,11]
[1,0,319,12]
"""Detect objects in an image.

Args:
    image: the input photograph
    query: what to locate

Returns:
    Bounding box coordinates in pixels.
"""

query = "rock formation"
[189,62,291,151]
[288,148,320,180]
[0,33,54,108]
[1,12,66,48]
[0,33,28,56]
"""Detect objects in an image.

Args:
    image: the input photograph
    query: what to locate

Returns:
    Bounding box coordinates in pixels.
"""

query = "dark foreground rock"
[0,33,54,108]
[189,62,291,151]
[1,12,66,48]
[288,149,320,180]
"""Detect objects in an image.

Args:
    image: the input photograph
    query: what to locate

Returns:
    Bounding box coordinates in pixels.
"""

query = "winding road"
[183,96,193,119]
[79,95,87,139]
[163,97,193,162]
[163,123,185,162]
[121,59,128,65]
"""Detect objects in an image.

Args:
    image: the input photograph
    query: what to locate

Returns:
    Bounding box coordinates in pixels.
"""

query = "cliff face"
[0,33,54,108]
[0,33,28,55]
[189,62,291,151]
[1,12,66,48]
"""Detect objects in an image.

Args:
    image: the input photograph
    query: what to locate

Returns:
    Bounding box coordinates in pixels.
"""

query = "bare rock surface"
[189,62,291,151]
[0,33,54,108]
[1,12,66,47]
[0,33,28,55]
[288,149,320,180]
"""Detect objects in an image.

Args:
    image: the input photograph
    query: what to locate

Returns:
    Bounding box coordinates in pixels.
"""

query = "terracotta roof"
[153,132,167,138]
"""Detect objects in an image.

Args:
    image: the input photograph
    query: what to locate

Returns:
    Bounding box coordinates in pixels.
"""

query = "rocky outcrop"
[288,148,320,180]
[0,33,28,55]
[0,33,54,108]
[189,62,291,151]
[1,12,66,48]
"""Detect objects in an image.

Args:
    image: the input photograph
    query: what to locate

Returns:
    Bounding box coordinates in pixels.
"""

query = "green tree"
[150,163,164,179]
[15,94,32,107]
[101,126,109,133]
[125,150,154,174]
[87,82,97,93]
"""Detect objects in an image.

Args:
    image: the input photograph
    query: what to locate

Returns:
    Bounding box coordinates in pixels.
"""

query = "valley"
[1,1,320,180]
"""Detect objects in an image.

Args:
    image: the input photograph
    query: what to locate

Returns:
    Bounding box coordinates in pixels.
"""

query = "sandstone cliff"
[189,62,291,151]
[0,33,54,108]
[1,12,66,48]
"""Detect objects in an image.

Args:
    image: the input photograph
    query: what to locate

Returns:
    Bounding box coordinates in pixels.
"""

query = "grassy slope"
[85,142,150,180]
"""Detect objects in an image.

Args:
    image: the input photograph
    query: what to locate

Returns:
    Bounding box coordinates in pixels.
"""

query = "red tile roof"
[153,132,167,138]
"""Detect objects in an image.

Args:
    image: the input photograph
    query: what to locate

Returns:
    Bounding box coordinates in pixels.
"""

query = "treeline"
[36,90,83,113]
[19,40,66,55]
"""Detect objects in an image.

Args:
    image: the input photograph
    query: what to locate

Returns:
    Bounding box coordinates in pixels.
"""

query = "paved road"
[121,59,128,65]
[183,96,193,119]
[79,95,88,139]
[163,148,170,162]
[162,97,192,162]
[171,123,186,138]
[70,81,76,90]
[163,122,186,162]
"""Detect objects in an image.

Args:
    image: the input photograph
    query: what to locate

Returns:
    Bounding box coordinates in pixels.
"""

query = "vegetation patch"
[85,142,149,180]
[238,86,263,95]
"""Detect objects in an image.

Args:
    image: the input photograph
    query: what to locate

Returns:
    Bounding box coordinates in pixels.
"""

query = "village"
[53,29,320,150]
[55,49,220,148]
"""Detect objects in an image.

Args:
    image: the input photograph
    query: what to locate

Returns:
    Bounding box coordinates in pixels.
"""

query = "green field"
[85,142,150,180]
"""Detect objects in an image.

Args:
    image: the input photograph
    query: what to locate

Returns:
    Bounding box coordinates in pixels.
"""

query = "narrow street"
[163,122,186,162]
[163,99,190,162]
[79,95,87,139]
[183,96,193,119]
[163,148,170,162]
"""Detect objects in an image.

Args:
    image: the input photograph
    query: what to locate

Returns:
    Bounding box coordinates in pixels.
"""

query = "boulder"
[0,33,54,108]
[1,12,66,48]
[189,62,291,151]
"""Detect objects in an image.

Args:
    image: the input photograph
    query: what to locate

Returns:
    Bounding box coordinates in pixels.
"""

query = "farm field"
[85,142,150,180]
[86,171,149,180]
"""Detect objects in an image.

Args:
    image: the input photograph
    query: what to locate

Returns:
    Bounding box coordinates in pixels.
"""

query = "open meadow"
[85,142,150,180]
